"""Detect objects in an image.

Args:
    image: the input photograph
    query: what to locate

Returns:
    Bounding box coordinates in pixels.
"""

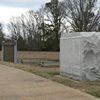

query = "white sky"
[0,0,51,34]
[0,0,99,23]
[0,6,28,23]
[0,0,51,23]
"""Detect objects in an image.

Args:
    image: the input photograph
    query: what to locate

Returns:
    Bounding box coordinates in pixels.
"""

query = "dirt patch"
[17,51,59,60]
[0,51,59,66]
[0,51,59,61]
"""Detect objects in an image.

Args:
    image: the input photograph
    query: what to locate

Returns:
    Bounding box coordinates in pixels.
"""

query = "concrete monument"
[60,32,100,81]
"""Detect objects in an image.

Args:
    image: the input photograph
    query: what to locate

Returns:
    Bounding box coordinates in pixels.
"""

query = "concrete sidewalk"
[0,64,98,100]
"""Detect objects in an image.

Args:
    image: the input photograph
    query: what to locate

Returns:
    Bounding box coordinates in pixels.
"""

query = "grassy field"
[17,51,59,60]
[0,51,100,98]
[0,51,59,60]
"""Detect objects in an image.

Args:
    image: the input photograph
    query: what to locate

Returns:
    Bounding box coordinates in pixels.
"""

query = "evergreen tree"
[45,0,62,51]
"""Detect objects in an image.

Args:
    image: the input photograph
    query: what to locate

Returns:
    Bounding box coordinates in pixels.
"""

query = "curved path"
[0,64,98,100]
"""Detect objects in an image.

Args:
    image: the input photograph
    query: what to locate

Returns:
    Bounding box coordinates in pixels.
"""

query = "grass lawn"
[1,61,100,98]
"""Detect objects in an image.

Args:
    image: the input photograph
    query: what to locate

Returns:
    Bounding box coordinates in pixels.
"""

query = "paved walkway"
[0,64,98,100]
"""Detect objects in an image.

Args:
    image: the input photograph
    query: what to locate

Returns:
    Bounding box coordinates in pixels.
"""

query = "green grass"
[86,88,100,98]
[34,72,59,79]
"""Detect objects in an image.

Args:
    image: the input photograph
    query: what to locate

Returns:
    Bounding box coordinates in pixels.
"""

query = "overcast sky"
[0,0,99,34]
[0,0,52,34]
[0,0,51,23]
[0,0,99,23]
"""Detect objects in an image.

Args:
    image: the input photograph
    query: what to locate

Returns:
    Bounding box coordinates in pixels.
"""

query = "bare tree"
[62,0,100,32]
[0,23,5,49]
[8,17,21,40]
[7,0,70,51]
[23,10,43,50]
[0,23,4,37]
[8,10,44,51]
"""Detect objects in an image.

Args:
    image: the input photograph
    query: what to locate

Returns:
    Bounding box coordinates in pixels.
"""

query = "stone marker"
[60,32,100,81]
[2,41,17,63]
